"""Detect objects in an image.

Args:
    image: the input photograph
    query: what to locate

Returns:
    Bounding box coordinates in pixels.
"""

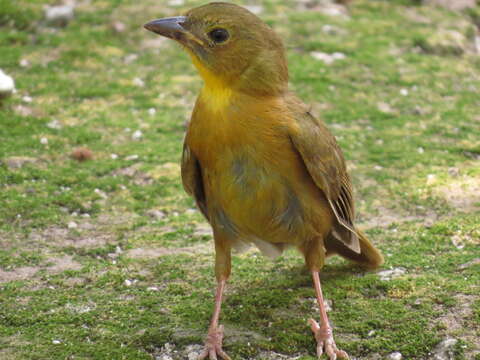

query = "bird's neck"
[190,54,234,114]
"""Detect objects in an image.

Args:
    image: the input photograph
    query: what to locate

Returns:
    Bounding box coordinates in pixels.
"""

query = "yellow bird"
[145,3,383,359]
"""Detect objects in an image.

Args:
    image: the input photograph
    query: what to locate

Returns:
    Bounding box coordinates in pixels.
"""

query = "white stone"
[0,69,15,98]
[431,337,458,360]
[67,221,78,229]
[40,137,48,145]
[47,119,62,129]
[167,0,184,5]
[124,279,132,287]
[310,51,346,65]
[125,154,139,161]
[45,5,75,27]
[132,77,145,87]
[244,5,264,15]
[388,352,403,360]
[377,268,406,281]
[132,130,143,140]
[52,339,61,344]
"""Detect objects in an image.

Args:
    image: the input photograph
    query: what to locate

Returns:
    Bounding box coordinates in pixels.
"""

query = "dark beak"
[144,16,187,40]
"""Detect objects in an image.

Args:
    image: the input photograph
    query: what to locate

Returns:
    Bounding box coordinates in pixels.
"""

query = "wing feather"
[181,143,209,221]
[289,109,360,253]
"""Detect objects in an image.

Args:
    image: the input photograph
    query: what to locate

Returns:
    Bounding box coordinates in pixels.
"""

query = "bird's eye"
[208,28,229,44]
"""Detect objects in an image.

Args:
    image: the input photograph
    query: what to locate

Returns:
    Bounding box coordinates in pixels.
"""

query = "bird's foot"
[198,325,231,360]
[309,319,349,360]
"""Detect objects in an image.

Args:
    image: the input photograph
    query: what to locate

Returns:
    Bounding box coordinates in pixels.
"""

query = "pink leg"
[198,279,231,360]
[308,271,349,359]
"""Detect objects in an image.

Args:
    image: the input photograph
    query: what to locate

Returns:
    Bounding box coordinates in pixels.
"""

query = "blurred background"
[0,0,479,359]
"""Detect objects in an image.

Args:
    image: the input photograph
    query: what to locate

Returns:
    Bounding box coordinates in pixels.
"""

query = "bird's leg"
[309,270,349,360]
[199,232,232,360]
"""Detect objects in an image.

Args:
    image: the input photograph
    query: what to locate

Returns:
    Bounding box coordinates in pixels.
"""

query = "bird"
[144,3,383,359]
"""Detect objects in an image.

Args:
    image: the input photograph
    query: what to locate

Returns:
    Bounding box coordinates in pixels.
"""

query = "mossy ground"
[0,0,479,359]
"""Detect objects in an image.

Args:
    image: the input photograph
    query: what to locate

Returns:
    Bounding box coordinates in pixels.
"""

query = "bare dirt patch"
[0,255,82,283]
[47,255,82,273]
[434,293,480,357]
[0,266,39,283]
[126,243,211,259]
[435,176,480,212]
[357,206,438,229]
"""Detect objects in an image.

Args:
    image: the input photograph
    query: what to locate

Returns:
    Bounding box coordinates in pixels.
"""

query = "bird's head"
[144,2,288,96]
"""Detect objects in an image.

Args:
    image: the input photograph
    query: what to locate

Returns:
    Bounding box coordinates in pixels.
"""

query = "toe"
[217,348,232,360]
[198,349,208,360]
[209,349,217,360]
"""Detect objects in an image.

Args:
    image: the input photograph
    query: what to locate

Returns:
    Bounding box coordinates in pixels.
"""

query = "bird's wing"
[289,109,360,253]
[181,143,209,221]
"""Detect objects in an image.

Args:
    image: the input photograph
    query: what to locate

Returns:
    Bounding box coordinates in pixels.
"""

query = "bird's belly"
[204,151,328,247]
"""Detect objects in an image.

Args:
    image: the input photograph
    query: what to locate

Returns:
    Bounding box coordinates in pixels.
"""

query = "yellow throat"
[190,53,233,113]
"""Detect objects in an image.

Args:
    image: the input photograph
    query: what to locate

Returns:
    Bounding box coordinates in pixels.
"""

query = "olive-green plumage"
[145,3,383,359]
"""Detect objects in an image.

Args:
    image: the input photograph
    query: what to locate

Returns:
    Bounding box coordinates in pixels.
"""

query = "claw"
[308,318,349,360]
[198,325,231,360]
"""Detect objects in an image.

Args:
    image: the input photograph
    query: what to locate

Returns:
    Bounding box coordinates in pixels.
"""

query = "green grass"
[1,0,479,359]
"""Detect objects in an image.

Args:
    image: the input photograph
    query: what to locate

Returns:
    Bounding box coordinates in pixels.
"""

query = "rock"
[388,352,403,360]
[377,102,394,114]
[110,21,126,33]
[3,156,37,169]
[46,119,62,129]
[244,5,264,15]
[184,345,204,360]
[45,5,75,27]
[67,221,78,229]
[457,258,480,270]
[193,224,213,237]
[310,51,346,64]
[423,0,476,11]
[146,209,166,220]
[71,147,93,162]
[132,130,143,140]
[167,0,184,6]
[377,268,406,281]
[418,30,468,55]
[430,338,458,360]
[0,69,15,99]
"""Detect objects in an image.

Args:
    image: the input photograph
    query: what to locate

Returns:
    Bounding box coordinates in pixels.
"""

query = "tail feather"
[325,228,383,268]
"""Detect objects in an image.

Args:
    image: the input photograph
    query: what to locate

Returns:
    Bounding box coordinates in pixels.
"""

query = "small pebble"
[110,153,118,160]
[0,69,15,98]
[52,340,61,345]
[388,351,402,360]
[124,279,132,287]
[148,108,156,116]
[125,154,139,161]
[68,221,78,229]
[19,59,30,67]
[132,77,145,87]
[377,268,406,281]
[132,130,143,140]
[45,5,75,27]
[46,119,62,129]
[40,137,48,145]
[400,88,409,96]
